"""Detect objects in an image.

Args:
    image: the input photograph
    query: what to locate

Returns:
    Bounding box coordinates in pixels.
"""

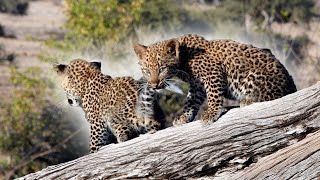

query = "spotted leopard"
[53,59,165,153]
[133,34,297,125]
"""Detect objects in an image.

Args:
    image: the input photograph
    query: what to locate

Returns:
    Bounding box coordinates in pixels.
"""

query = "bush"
[61,0,194,51]
[0,67,86,179]
[64,0,142,45]
[0,0,29,15]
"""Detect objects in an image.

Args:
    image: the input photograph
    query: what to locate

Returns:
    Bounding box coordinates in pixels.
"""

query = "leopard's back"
[179,35,297,102]
[210,40,296,101]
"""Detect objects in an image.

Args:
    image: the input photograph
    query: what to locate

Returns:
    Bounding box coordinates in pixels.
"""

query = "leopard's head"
[53,59,101,107]
[133,39,181,89]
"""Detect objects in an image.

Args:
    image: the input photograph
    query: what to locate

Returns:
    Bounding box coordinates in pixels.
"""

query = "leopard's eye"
[159,66,166,72]
[142,69,150,77]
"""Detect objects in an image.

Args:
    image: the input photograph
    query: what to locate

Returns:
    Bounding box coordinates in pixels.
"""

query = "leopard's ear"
[133,43,147,60]
[165,39,180,59]
[53,63,67,74]
[90,61,101,71]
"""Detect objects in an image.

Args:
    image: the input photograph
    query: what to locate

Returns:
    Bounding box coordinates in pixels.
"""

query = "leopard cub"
[53,59,164,153]
[133,34,297,125]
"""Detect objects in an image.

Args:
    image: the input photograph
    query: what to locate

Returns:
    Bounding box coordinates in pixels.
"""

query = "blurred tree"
[207,0,315,26]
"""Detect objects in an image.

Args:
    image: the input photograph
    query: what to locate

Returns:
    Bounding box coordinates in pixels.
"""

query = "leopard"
[53,59,165,153]
[133,34,297,125]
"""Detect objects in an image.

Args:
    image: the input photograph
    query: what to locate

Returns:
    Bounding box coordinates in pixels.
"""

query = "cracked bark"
[224,130,320,180]
[18,83,320,180]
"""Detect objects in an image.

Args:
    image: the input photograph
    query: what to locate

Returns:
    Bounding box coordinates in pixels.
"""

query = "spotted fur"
[133,34,297,125]
[53,59,164,153]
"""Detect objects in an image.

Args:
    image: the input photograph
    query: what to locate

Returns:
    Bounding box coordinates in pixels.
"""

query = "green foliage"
[269,0,314,23]
[60,0,191,50]
[0,67,46,151]
[37,51,68,64]
[65,0,143,44]
[0,67,86,178]
[138,0,186,32]
[58,0,316,53]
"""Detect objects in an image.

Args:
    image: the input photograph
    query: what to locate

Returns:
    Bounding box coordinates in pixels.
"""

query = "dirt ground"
[0,0,65,98]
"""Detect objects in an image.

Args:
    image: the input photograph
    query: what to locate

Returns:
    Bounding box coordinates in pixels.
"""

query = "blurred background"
[0,0,319,179]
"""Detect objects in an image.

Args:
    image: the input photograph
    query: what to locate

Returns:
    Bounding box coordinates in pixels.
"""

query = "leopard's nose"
[149,83,158,89]
[67,99,73,105]
[158,81,165,89]
[149,72,159,89]
[149,79,159,89]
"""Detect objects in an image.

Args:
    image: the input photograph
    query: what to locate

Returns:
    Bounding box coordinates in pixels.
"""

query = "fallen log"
[18,83,320,180]
[225,130,320,180]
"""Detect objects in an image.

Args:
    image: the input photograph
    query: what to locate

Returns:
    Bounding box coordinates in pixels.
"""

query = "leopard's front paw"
[172,114,189,126]
[146,129,157,134]
[144,118,161,133]
[116,133,130,143]
[89,146,99,153]
[201,110,219,125]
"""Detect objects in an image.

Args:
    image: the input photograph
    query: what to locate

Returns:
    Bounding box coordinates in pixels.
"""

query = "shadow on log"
[19,83,320,180]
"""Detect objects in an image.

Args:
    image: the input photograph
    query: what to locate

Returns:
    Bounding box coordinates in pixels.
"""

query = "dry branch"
[19,83,320,180]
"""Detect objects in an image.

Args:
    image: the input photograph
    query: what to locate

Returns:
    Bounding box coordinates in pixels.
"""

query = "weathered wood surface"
[19,83,320,180]
[225,130,320,180]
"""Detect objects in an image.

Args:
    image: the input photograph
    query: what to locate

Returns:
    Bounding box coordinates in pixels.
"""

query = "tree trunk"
[19,83,320,180]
